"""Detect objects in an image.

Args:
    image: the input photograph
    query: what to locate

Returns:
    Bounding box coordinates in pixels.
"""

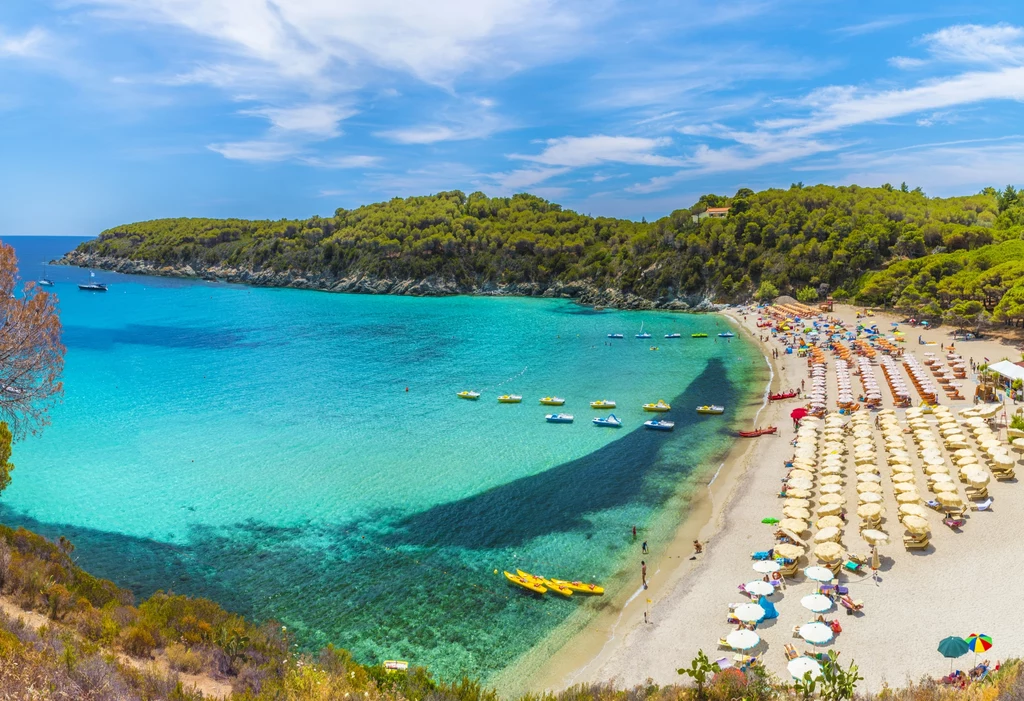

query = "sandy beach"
[530,303,1024,693]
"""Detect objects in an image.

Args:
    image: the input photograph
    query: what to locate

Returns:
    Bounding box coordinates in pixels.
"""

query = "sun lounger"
[718,638,733,649]
[751,550,773,560]
[926,500,943,511]
[843,560,862,573]
[792,625,802,638]
[714,657,732,670]
[943,517,965,530]
[970,498,993,511]
[784,643,799,660]
[839,595,864,612]
[904,537,929,550]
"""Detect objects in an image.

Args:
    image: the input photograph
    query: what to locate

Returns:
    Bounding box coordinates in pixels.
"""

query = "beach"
[530,304,1024,693]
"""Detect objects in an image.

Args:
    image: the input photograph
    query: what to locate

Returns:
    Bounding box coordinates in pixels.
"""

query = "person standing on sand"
[641,561,647,589]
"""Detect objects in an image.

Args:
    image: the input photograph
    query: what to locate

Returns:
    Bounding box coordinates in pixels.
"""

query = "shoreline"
[499,311,781,696]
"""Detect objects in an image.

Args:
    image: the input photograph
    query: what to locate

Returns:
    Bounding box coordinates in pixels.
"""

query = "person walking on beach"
[642,540,648,554]
[641,560,647,589]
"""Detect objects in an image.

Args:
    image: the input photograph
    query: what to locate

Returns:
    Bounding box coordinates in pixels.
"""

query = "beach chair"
[970,498,993,512]
[751,550,773,560]
[843,560,862,573]
[714,657,732,670]
[943,516,965,530]
[718,638,733,650]
[784,643,799,660]
[733,653,755,666]
[904,536,929,550]
[839,595,864,612]
[925,500,943,512]
[791,625,802,638]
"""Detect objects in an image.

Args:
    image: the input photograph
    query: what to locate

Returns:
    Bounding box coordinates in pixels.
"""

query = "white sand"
[541,304,1024,692]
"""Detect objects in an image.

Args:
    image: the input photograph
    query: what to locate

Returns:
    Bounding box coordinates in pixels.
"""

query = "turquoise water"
[0,236,765,681]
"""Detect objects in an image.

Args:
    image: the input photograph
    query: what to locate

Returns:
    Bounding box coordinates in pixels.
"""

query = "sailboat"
[635,321,651,339]
[37,262,54,287]
[78,271,107,292]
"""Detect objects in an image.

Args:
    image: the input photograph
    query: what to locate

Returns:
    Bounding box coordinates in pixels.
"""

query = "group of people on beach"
[632,525,703,605]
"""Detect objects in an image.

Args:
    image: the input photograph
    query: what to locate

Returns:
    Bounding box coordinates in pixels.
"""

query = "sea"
[0,235,768,683]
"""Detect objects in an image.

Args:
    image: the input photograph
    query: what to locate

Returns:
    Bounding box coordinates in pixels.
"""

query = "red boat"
[738,426,778,437]
[768,391,798,401]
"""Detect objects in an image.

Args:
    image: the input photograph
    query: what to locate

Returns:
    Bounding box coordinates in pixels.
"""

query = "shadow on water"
[394,356,742,549]
[0,356,748,679]
[63,324,259,351]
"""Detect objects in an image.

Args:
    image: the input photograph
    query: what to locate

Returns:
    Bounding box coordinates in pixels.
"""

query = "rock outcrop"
[55,251,721,312]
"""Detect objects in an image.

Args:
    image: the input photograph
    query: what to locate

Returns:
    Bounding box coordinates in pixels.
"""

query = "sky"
[2,1,1024,234]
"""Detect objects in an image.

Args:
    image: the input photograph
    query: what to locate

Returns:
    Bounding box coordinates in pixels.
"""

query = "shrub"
[165,642,206,675]
[120,623,159,658]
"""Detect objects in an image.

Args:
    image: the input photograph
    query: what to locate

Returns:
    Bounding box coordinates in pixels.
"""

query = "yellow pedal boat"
[504,570,546,594]
[643,400,671,412]
[457,390,481,400]
[590,400,616,409]
[548,578,605,595]
[516,570,572,597]
[540,397,565,406]
[497,394,523,403]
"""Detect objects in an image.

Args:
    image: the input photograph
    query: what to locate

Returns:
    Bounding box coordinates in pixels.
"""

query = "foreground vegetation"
[68,184,1023,314]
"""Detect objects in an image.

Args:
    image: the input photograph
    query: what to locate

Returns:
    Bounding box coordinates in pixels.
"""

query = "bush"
[165,642,206,675]
[120,623,158,658]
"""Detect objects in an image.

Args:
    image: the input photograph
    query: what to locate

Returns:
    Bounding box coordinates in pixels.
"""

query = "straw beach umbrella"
[784,498,812,509]
[898,503,929,519]
[892,473,915,483]
[786,488,813,499]
[817,504,842,517]
[858,472,881,483]
[784,506,812,521]
[789,469,815,481]
[814,542,843,563]
[903,515,930,534]
[858,503,883,520]
[857,482,882,494]
[779,518,810,534]
[820,484,843,494]
[814,527,841,543]
[817,515,844,529]
[862,529,889,546]
[859,492,883,504]
[775,543,805,560]
[893,482,918,494]
[820,494,845,505]
[788,478,814,491]
[896,491,920,504]
[820,475,844,485]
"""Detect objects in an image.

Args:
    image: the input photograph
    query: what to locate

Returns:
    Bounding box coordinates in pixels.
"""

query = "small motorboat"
[457,390,481,400]
[497,394,523,403]
[642,400,671,412]
[691,333,708,338]
[607,333,624,339]
[665,333,681,339]
[644,419,675,431]
[549,578,605,595]
[539,396,565,405]
[546,413,574,423]
[37,279,54,287]
[592,414,622,427]
[78,271,107,291]
[696,405,725,415]
[738,426,778,437]
[590,400,616,409]
[718,332,735,338]
[636,332,652,339]
[504,570,546,594]
[768,391,798,401]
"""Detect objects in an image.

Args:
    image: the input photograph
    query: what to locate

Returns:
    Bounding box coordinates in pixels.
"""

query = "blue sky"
[2,0,1023,234]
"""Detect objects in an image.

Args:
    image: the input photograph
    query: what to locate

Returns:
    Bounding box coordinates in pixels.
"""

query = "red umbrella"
[791,408,808,421]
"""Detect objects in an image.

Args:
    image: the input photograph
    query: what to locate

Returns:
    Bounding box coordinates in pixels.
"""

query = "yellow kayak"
[540,397,565,406]
[590,400,616,409]
[549,578,605,595]
[498,394,523,403]
[643,400,671,412]
[516,570,572,597]
[504,571,546,594]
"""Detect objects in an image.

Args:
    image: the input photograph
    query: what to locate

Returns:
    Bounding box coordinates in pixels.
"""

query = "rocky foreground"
[56,251,720,312]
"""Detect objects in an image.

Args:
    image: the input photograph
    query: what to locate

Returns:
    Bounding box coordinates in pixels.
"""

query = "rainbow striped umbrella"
[966,633,992,653]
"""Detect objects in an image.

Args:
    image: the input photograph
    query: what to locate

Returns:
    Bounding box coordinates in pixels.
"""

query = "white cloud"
[484,166,570,193]
[512,135,683,167]
[0,27,49,58]
[301,155,381,168]
[834,16,916,38]
[924,23,1024,65]
[889,56,927,69]
[241,104,355,138]
[74,0,587,90]
[207,140,299,162]
[376,97,509,144]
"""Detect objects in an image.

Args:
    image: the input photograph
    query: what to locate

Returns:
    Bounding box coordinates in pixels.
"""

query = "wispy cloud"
[207,140,300,163]
[301,155,381,168]
[240,104,355,138]
[889,56,927,69]
[923,23,1024,65]
[0,26,49,58]
[376,98,509,144]
[834,15,916,38]
[511,135,683,167]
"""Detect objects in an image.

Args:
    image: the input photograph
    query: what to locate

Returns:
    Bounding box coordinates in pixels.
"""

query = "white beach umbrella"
[734,603,766,622]
[820,484,843,494]
[788,478,814,491]
[788,656,823,680]
[856,463,881,474]
[726,629,761,651]
[820,466,844,476]
[803,566,834,582]
[801,594,834,613]
[753,560,781,574]
[820,475,844,485]
[787,488,813,499]
[862,529,889,545]
[799,622,835,645]
[744,580,775,597]
[858,472,882,483]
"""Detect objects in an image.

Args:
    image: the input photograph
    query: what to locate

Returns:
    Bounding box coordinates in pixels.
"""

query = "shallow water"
[0,236,764,681]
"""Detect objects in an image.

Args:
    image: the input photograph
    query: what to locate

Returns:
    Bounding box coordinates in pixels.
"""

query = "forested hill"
[60,184,1022,311]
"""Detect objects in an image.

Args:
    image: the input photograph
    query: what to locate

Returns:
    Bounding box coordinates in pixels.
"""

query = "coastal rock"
[54,251,717,312]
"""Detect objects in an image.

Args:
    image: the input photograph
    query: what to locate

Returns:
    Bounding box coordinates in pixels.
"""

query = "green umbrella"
[937,636,970,672]
[762,517,780,525]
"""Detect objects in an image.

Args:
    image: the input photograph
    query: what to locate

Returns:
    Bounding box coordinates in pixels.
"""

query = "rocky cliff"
[56,251,719,311]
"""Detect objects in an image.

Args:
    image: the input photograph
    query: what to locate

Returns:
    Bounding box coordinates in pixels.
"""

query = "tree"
[755,280,779,302]
[677,649,716,699]
[0,244,65,438]
[900,182,909,193]
[944,299,985,331]
[796,286,819,303]
[0,422,12,496]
